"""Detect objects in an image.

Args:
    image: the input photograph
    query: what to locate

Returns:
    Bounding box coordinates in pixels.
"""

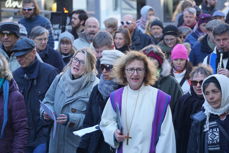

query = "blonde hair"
[65,48,97,74]
[112,51,157,86]
[0,55,13,81]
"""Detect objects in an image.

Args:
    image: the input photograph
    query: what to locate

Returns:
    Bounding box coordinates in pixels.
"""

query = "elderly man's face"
[22,2,35,19]
[214,32,229,52]
[121,15,136,34]
[16,49,36,68]
[84,19,99,42]
[150,25,163,39]
[33,33,48,51]
[0,31,18,51]
[183,11,196,27]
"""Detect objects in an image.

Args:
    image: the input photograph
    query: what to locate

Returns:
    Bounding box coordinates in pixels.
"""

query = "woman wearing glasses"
[173,64,213,153]
[100,51,176,153]
[187,74,229,153]
[41,48,99,153]
[78,50,124,153]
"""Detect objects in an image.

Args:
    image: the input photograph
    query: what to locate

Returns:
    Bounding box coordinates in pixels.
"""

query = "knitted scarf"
[98,74,120,100]
[0,78,9,138]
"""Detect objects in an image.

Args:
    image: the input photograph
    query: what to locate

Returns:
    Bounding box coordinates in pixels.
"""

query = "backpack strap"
[149,89,171,153]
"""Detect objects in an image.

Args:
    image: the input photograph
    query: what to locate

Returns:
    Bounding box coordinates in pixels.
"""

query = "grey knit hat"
[101,50,124,65]
[59,31,74,43]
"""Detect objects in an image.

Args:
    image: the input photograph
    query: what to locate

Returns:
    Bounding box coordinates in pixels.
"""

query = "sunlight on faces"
[150,25,163,38]
[101,64,113,80]
[70,52,86,78]
[71,13,81,28]
[95,46,110,59]
[22,2,35,18]
[85,18,99,42]
[34,33,48,51]
[164,35,177,48]
[191,73,206,96]
[121,15,136,33]
[114,33,126,49]
[183,12,196,26]
[214,33,229,52]
[172,59,186,72]
[60,39,72,54]
[16,50,36,68]
[204,82,222,109]
[125,60,145,90]
[147,10,155,20]
[0,31,18,49]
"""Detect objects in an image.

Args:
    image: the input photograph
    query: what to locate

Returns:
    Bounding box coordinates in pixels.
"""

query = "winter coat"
[130,28,152,51]
[189,35,213,66]
[78,85,115,153]
[38,47,65,72]
[0,79,28,153]
[153,60,183,113]
[173,87,205,153]
[19,15,54,49]
[73,33,91,50]
[41,69,99,153]
[0,46,20,72]
[187,74,229,153]
[13,59,58,148]
[185,29,203,48]
[187,112,229,153]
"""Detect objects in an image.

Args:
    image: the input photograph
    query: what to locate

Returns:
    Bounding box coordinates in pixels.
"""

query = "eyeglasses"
[121,21,133,25]
[35,37,48,42]
[0,31,14,37]
[125,68,145,74]
[22,7,34,11]
[190,80,203,86]
[72,57,85,65]
[100,64,113,71]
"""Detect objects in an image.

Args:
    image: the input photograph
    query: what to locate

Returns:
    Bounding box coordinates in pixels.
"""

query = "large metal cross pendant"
[126,133,132,145]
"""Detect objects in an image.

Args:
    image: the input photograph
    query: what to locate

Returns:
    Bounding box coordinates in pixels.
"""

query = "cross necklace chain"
[124,87,140,145]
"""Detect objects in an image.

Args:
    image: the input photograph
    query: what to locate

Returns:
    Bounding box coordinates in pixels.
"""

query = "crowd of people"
[0,0,229,153]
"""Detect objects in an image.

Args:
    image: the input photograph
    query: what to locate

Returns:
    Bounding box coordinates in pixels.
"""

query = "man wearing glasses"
[19,0,54,49]
[121,14,152,51]
[0,22,21,71]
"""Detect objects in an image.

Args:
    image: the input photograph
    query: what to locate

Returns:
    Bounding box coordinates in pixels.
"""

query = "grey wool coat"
[41,69,99,153]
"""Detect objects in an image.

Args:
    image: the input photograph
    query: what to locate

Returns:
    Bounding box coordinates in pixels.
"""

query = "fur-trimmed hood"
[160,59,172,77]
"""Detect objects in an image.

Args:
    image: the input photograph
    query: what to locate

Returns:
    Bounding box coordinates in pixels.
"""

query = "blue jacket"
[130,28,152,51]
[19,15,54,48]
[13,59,58,148]
[189,35,213,66]
[39,47,65,72]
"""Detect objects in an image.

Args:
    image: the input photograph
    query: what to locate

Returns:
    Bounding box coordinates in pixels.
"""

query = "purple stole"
[110,87,171,153]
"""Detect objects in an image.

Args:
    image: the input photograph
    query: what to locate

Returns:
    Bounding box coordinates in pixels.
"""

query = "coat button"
[71,108,77,113]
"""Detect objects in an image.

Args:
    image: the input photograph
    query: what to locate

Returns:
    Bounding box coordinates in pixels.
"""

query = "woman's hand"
[43,112,51,120]
[56,114,68,124]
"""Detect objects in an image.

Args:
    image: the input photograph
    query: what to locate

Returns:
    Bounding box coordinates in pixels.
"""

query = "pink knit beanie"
[171,44,188,60]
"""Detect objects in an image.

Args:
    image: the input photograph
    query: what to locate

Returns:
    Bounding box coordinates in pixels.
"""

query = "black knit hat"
[150,19,163,29]
[163,25,179,37]
[0,22,20,38]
